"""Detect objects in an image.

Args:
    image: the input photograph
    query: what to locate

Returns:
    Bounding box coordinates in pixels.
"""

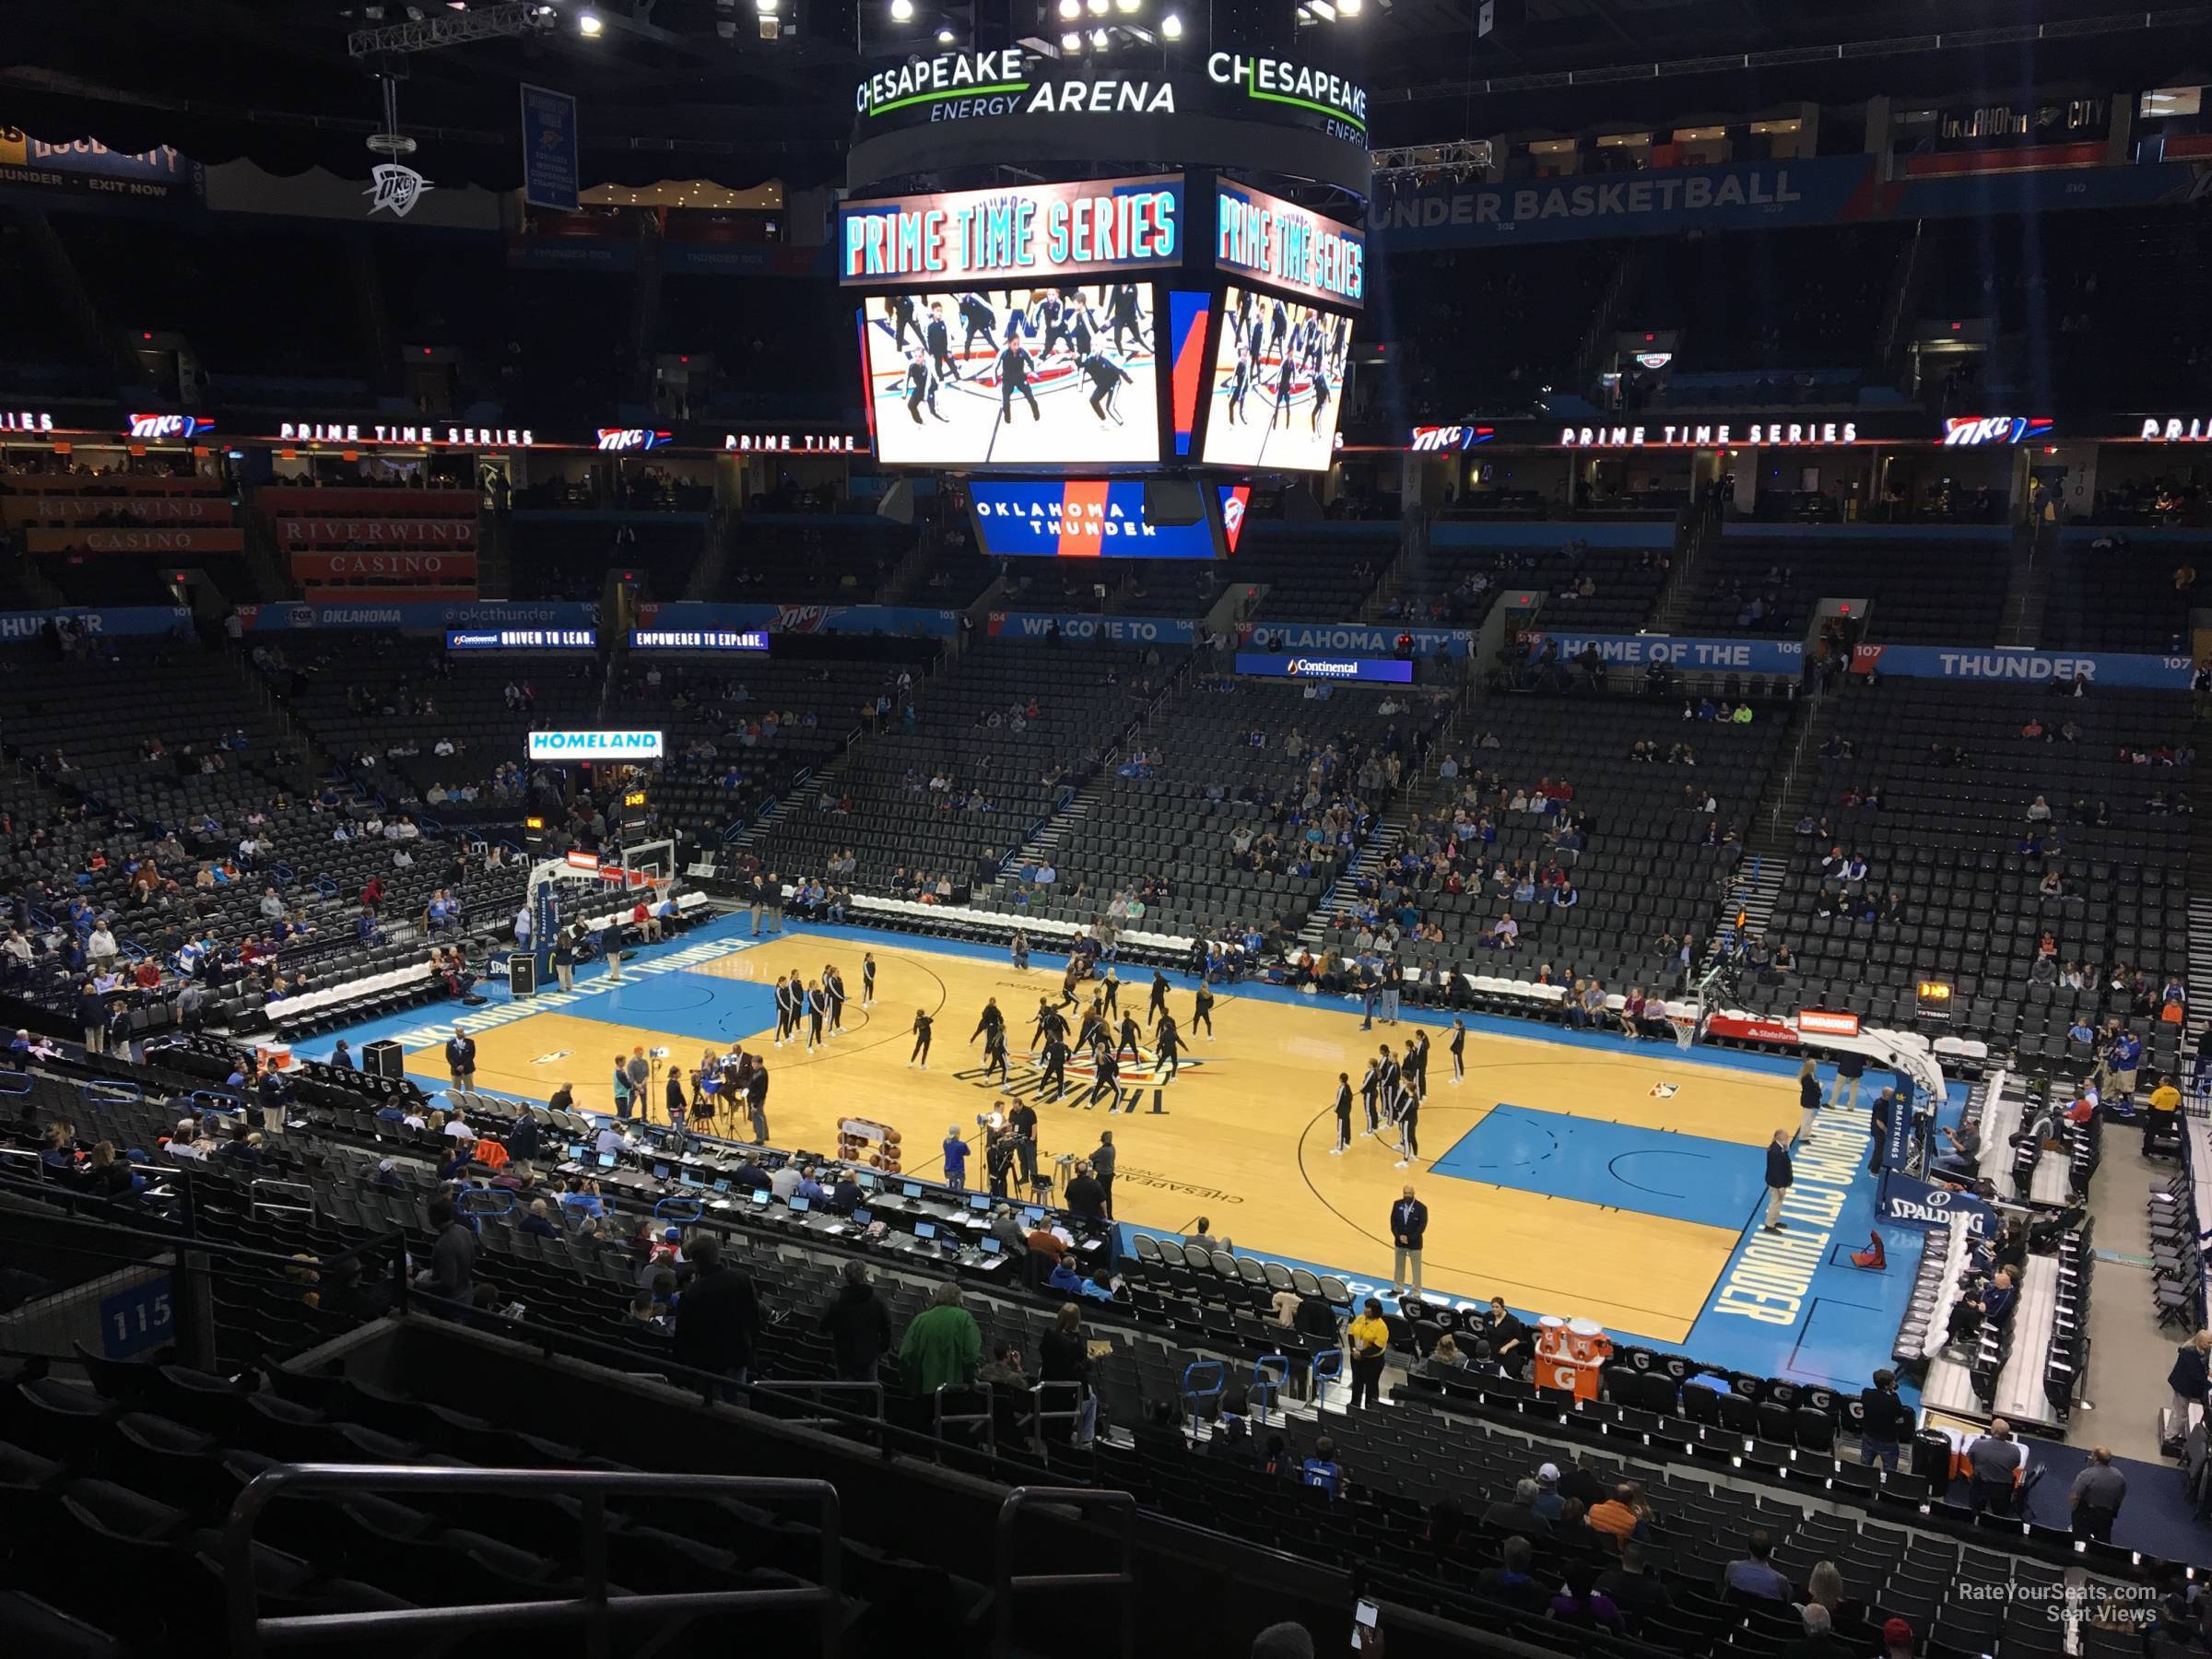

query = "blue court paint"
[571,971,782,1045]
[1429,1104,1767,1231]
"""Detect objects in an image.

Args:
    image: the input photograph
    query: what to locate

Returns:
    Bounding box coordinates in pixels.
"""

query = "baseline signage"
[838,176,1182,288]
[1235,652,1412,683]
[968,479,1217,559]
[987,611,1196,646]
[849,49,1370,200]
[527,730,665,760]
[0,606,193,642]
[277,518,477,549]
[629,629,771,652]
[1534,632,1805,674]
[1213,182,1365,309]
[1851,643,2192,689]
[448,628,598,651]
[24,526,242,555]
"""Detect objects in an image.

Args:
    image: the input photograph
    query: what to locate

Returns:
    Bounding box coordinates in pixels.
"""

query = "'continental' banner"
[278,518,477,551]
[2,494,230,526]
[0,128,204,203]
[291,552,477,582]
[25,526,242,555]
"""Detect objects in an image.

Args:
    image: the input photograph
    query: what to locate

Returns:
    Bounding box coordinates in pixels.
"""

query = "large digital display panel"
[839,176,1182,289]
[968,479,1215,558]
[1199,283,1351,473]
[861,285,1160,467]
[1214,182,1365,309]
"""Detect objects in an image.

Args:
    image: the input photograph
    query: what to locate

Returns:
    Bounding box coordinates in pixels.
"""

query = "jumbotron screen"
[860,285,1159,467]
[1198,283,1351,473]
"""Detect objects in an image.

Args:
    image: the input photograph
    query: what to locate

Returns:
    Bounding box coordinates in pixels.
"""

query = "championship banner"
[256,488,479,516]
[290,552,478,582]
[277,518,478,550]
[2,494,230,526]
[24,526,242,555]
[519,84,580,213]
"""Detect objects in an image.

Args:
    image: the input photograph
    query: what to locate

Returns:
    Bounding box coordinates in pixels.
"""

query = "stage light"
[1085,0,1106,13]
[1060,27,1081,46]
[936,24,954,39]
[1338,0,1360,13]
[1160,9,1181,32]
[1090,24,1107,43]
[576,8,603,31]
[888,0,912,18]
[1114,0,1138,10]
[1058,0,1079,15]
[756,0,777,11]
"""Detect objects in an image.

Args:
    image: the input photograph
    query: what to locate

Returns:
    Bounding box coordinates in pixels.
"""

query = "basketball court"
[321,912,1941,1383]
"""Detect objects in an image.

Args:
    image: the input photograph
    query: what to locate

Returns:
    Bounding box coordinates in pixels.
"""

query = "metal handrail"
[992,1486,1136,1659]
[223,1464,842,1658]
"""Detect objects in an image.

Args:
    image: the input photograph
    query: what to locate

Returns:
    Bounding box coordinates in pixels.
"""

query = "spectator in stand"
[899,1279,982,1398]
[1964,1418,2022,1513]
[672,1230,760,1396]
[1586,1482,1644,1547]
[2167,1330,2210,1427]
[1476,1535,1551,1614]
[1480,1478,1552,1538]
[1785,1605,1856,1659]
[818,1258,892,1382]
[412,1194,477,1312]
[1723,1530,1791,1600]
[1596,1540,1671,1630]
[1858,1369,1914,1472]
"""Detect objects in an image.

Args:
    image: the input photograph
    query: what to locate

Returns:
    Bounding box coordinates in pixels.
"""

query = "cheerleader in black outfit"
[909,1009,934,1068]
[1450,1018,1467,1085]
[1332,1073,1354,1153]
[1154,1013,1182,1082]
[1192,982,1216,1041]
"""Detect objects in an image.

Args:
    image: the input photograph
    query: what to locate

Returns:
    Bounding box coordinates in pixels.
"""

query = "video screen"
[1199,283,1351,473]
[860,285,1160,467]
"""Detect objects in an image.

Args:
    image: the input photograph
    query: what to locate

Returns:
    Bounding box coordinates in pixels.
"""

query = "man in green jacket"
[899,1279,982,1396]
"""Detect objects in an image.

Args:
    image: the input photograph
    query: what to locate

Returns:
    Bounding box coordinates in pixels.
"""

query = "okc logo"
[365,163,434,218]
[774,605,831,634]
[1219,492,1246,540]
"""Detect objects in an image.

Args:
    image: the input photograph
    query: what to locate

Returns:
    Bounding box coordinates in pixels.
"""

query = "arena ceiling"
[6,0,2208,189]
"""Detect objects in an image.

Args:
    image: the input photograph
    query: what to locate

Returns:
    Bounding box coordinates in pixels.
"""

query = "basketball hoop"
[1669,1011,1699,1053]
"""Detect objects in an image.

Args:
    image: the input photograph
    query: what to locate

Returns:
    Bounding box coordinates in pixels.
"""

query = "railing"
[993,1487,1136,1659]
[223,1465,842,1658]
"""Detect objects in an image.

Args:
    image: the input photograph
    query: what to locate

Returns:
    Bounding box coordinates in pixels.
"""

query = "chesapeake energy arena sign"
[848,50,1370,199]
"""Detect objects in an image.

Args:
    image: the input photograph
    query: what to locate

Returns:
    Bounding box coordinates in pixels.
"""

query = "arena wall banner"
[0,130,204,204]
[987,611,1196,645]
[1431,519,1672,548]
[0,606,194,642]
[1721,520,2008,542]
[1529,631,1805,674]
[2,494,230,526]
[276,518,479,550]
[22,526,243,555]
[236,599,599,633]
[633,601,959,638]
[289,553,479,582]
[1246,620,1477,658]
[1850,643,2194,689]
[1234,652,1412,683]
[258,488,479,516]
[1371,153,2212,252]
